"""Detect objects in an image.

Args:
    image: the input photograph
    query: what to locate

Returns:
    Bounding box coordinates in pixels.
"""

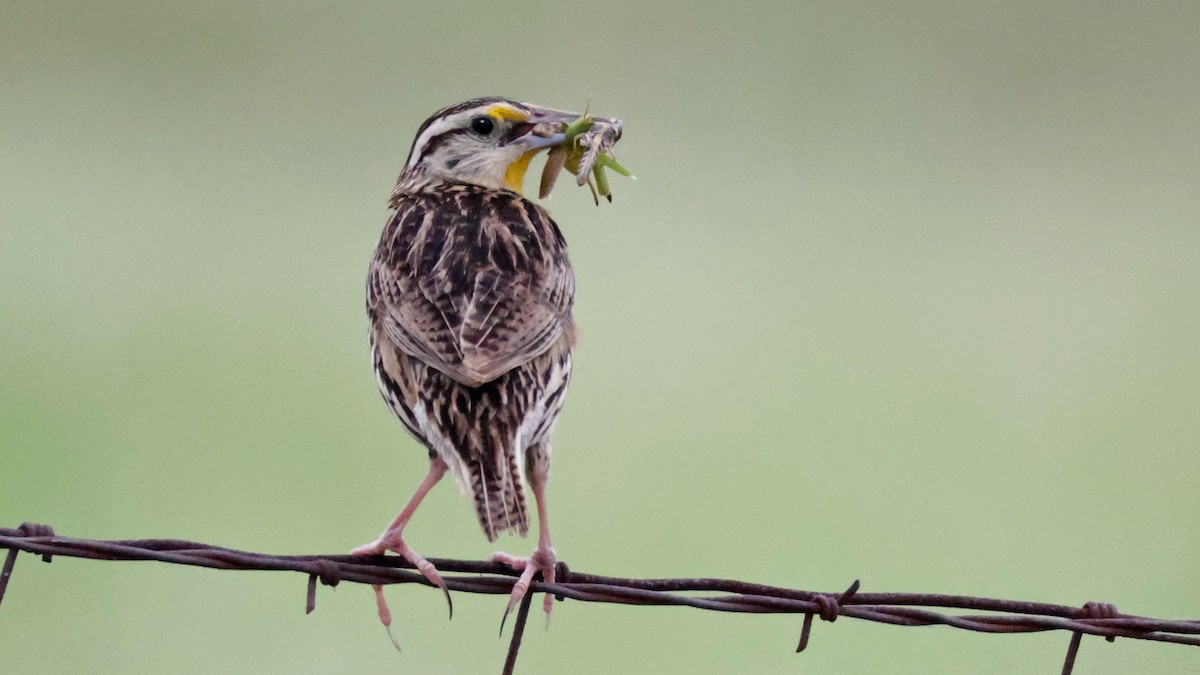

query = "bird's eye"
[470,116,495,135]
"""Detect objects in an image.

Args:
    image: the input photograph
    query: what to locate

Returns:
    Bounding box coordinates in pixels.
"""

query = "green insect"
[538,114,633,204]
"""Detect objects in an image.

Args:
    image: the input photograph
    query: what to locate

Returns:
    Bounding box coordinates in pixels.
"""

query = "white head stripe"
[406,116,462,169]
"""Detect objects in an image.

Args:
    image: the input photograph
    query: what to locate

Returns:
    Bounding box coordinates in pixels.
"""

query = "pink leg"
[353,458,452,627]
[493,471,557,628]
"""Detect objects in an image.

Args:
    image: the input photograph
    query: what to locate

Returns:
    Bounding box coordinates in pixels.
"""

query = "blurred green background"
[2,1,1198,673]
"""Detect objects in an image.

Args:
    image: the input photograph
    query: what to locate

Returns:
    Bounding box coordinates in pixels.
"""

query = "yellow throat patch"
[504,149,538,194]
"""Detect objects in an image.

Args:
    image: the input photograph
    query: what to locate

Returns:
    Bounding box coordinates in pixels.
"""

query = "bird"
[353,97,585,632]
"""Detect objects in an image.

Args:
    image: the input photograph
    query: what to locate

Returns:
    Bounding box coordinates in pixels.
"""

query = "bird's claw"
[352,535,454,621]
[369,584,402,652]
[493,546,557,634]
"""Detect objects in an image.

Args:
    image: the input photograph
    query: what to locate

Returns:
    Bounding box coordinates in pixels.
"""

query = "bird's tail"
[467,450,528,541]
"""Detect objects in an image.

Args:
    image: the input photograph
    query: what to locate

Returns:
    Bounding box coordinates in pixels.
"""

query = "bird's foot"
[352,533,453,621]
[492,545,557,632]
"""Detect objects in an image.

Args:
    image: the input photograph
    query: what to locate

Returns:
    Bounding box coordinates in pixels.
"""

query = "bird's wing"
[369,190,574,386]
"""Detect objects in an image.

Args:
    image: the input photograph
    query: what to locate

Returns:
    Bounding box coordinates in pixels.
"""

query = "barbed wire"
[2,522,1197,674]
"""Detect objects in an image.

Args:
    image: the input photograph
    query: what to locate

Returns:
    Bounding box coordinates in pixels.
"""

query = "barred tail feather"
[468,452,528,541]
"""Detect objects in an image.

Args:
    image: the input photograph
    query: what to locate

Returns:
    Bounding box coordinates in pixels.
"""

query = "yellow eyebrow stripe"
[487,105,528,122]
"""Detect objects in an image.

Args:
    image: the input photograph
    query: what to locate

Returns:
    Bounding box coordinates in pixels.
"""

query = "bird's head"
[397,97,579,195]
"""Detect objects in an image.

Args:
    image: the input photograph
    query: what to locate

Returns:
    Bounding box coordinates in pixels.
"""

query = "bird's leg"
[352,457,453,624]
[493,458,556,629]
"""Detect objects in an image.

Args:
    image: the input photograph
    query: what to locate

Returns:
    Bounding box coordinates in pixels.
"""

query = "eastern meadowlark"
[354,97,591,628]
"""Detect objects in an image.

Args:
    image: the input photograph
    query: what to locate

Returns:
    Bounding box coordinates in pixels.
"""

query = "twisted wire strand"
[2,524,1197,674]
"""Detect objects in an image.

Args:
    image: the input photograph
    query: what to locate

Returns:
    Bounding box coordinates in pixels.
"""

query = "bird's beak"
[504,106,581,149]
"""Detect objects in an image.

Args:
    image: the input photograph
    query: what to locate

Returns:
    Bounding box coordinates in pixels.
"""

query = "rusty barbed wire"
[2,522,1197,674]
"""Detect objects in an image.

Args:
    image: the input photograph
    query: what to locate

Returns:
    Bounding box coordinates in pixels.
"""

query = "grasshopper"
[537,113,633,204]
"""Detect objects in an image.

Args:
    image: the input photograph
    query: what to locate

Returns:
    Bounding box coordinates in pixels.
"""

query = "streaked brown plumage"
[354,97,584,628]
[368,182,575,539]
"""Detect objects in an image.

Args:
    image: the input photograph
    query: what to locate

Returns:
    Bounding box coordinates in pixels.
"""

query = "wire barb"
[305,559,343,614]
[502,581,536,675]
[1,524,1197,671]
[0,523,57,608]
[1061,602,1122,675]
[0,549,18,610]
[796,579,860,652]
[1061,631,1084,675]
